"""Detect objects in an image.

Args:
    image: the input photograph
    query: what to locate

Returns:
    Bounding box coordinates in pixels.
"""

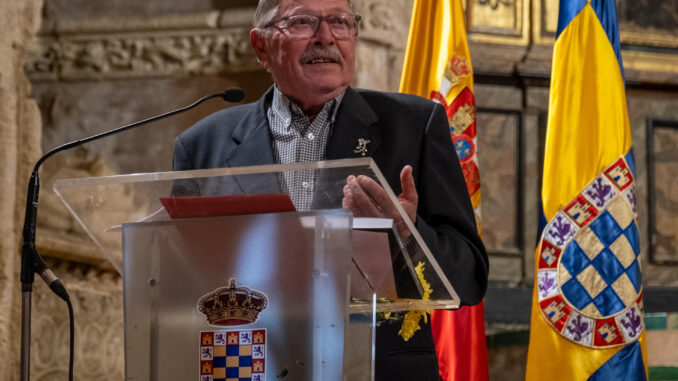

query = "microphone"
[19,87,244,381]
[220,88,245,103]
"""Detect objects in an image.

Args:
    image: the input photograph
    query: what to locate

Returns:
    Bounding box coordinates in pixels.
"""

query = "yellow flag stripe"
[541,4,632,221]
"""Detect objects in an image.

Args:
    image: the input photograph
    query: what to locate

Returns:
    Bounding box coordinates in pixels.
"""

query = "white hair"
[252,0,355,29]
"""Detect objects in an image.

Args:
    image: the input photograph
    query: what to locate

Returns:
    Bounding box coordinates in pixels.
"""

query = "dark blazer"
[174,87,489,380]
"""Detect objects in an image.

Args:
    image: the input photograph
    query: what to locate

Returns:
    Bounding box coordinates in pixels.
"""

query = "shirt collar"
[271,86,345,128]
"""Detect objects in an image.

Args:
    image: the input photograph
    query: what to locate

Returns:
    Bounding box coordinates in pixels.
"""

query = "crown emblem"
[198,279,268,326]
[443,55,471,90]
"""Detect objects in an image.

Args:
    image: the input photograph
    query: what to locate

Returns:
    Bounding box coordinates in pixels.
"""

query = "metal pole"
[20,290,32,381]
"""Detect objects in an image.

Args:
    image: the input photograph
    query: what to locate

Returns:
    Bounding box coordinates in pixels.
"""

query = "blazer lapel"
[226,89,275,166]
[225,88,281,194]
[326,87,382,160]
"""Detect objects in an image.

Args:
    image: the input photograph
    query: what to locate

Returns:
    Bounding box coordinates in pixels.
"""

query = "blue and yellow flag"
[526,1,648,379]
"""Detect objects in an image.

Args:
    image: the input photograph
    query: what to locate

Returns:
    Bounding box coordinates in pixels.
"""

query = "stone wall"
[0,0,43,380]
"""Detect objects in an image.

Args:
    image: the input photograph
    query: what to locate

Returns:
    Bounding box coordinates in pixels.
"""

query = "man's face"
[251,0,356,112]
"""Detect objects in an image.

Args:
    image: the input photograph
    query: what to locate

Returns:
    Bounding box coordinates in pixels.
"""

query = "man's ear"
[250,29,270,70]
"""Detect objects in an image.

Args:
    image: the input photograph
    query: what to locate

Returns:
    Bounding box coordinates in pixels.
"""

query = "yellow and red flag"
[526,0,648,379]
[400,1,487,380]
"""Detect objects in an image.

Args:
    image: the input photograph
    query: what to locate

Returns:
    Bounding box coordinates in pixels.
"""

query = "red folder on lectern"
[159,194,296,219]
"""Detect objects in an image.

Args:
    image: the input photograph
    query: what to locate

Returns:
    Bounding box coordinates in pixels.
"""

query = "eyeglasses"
[264,13,361,39]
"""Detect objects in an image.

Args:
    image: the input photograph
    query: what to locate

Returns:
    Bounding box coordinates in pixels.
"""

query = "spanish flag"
[400,1,487,380]
[526,1,648,379]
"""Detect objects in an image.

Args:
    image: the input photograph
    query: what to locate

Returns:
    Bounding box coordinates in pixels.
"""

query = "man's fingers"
[400,165,417,202]
[345,177,382,217]
[356,175,393,210]
[342,184,351,209]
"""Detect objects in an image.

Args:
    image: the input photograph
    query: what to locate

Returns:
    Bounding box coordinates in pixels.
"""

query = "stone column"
[0,0,44,380]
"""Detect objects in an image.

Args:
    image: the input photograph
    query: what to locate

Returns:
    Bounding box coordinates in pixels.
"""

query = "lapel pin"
[353,138,370,156]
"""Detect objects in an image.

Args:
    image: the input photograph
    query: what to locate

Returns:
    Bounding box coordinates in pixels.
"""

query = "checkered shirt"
[267,87,344,210]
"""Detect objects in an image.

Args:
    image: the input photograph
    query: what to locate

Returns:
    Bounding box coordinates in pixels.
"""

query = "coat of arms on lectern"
[197,279,268,380]
[200,329,267,381]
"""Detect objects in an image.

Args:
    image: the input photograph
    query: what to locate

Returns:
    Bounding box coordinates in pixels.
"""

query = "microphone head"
[221,88,245,103]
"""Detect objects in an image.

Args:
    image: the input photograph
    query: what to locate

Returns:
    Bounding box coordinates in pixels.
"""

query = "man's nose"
[313,20,335,45]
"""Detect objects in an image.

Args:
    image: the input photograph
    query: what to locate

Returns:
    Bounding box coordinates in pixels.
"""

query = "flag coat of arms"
[400,1,487,380]
[526,0,648,379]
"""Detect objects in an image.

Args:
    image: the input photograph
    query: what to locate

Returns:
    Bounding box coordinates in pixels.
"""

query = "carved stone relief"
[27,29,257,81]
[31,260,123,380]
[27,3,410,83]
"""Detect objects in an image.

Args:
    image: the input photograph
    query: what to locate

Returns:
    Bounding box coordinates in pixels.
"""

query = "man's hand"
[342,165,418,239]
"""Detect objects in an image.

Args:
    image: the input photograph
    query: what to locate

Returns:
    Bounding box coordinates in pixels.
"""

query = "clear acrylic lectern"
[53,158,460,381]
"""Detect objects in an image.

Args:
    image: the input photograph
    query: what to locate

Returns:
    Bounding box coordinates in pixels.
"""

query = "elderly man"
[173,0,488,379]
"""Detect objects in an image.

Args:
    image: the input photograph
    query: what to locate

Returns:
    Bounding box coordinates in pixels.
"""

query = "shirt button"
[302,181,310,189]
[306,132,315,140]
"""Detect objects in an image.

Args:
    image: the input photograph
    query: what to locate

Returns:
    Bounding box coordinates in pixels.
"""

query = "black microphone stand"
[19,88,244,381]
